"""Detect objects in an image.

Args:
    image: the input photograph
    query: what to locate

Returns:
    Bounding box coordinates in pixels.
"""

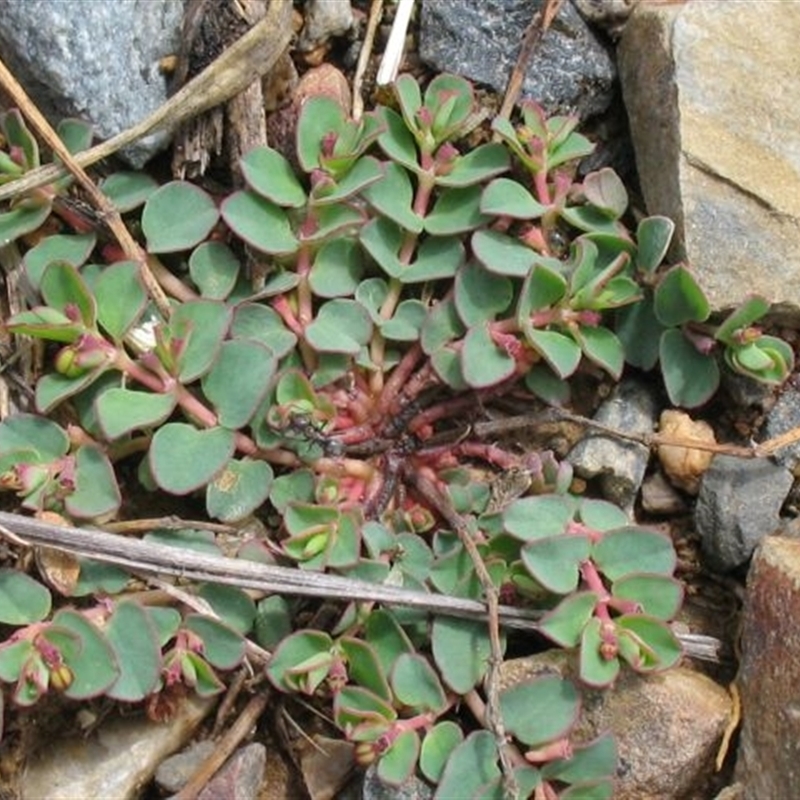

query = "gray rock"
[156,740,216,794]
[500,652,733,800]
[694,455,793,572]
[419,0,616,120]
[299,0,353,51]
[197,743,266,800]
[761,386,800,469]
[736,536,800,798]
[567,378,658,510]
[21,696,214,800]
[0,0,183,167]
[618,1,800,312]
[361,763,433,800]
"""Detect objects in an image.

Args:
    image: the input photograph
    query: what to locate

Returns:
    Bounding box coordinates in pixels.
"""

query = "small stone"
[297,735,356,800]
[694,455,793,572]
[156,740,216,793]
[500,652,732,800]
[197,743,266,800]
[567,378,658,510]
[361,762,433,800]
[736,536,800,796]
[419,0,616,120]
[761,385,800,470]
[299,0,353,51]
[641,471,687,515]
[657,409,715,494]
[21,696,214,800]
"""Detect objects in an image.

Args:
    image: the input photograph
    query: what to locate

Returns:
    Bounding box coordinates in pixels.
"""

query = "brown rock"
[618,1,800,312]
[500,652,732,799]
[735,536,800,797]
[657,410,715,495]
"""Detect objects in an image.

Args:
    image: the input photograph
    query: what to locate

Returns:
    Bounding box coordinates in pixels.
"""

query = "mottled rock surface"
[420,0,616,119]
[736,536,800,798]
[0,0,183,166]
[618,1,800,310]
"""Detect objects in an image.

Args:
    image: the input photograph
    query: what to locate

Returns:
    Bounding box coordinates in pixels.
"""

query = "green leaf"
[312,156,384,205]
[615,294,663,371]
[560,205,623,236]
[461,324,516,389]
[420,297,464,354]
[424,185,488,235]
[254,596,293,650]
[240,146,306,207]
[269,469,315,513]
[437,143,510,187]
[2,109,39,169]
[96,388,176,439]
[334,685,397,737]
[339,637,391,701]
[302,202,363,243]
[172,300,233,383]
[402,236,464,283]
[361,161,423,233]
[394,73,422,131]
[65,445,121,519]
[99,171,158,212]
[455,260,513,326]
[654,265,710,326]
[425,73,474,141]
[432,617,494,693]
[391,653,447,713]
[525,329,582,378]
[149,423,236,495]
[524,363,571,405]
[378,729,420,786]
[71,559,129,597]
[616,615,682,672]
[613,574,683,620]
[578,498,628,531]
[500,676,580,746]
[420,722,464,784]
[297,96,348,173]
[472,229,540,277]
[56,118,93,155]
[582,168,628,218]
[579,618,619,687]
[4,306,84,343]
[481,178,547,219]
[54,609,119,699]
[0,570,51,624]
[206,458,274,523]
[714,296,771,345]
[23,232,96,290]
[197,584,256,634]
[503,495,577,541]
[309,238,364,298]
[636,216,674,273]
[94,260,147,339]
[659,329,719,407]
[0,202,51,246]
[202,339,275,428]
[142,181,219,253]
[0,639,33,683]
[305,299,373,354]
[184,614,246,670]
[189,242,241,300]
[378,107,420,174]
[592,527,676,579]
[573,325,624,379]
[104,602,161,701]
[521,534,592,594]
[36,367,108,414]
[434,731,500,800]
[539,591,598,648]
[542,734,617,784]
[221,190,299,255]
[365,609,415,677]
[231,303,296,358]
[144,528,222,555]
[0,414,68,460]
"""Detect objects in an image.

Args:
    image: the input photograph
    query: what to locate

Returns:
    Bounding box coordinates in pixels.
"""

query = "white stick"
[376,0,415,86]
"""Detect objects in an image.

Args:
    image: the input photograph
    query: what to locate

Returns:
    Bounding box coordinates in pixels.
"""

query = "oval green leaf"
[142,181,219,253]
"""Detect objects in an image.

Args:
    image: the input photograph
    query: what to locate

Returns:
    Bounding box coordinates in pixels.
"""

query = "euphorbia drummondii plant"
[0,72,791,794]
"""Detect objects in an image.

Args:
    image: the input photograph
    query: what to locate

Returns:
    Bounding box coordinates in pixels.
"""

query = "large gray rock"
[694,455,793,572]
[0,0,183,167]
[420,0,616,120]
[618,1,800,311]
[736,536,800,798]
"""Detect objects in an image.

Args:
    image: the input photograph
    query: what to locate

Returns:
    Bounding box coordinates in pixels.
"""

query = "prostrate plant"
[0,74,791,796]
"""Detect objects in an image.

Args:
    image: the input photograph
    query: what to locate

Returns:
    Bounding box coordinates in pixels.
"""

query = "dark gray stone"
[197,743,266,800]
[0,0,183,167]
[567,378,658,510]
[419,0,616,120]
[762,386,800,469]
[361,763,433,800]
[694,455,793,572]
[155,740,215,794]
[299,0,353,51]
